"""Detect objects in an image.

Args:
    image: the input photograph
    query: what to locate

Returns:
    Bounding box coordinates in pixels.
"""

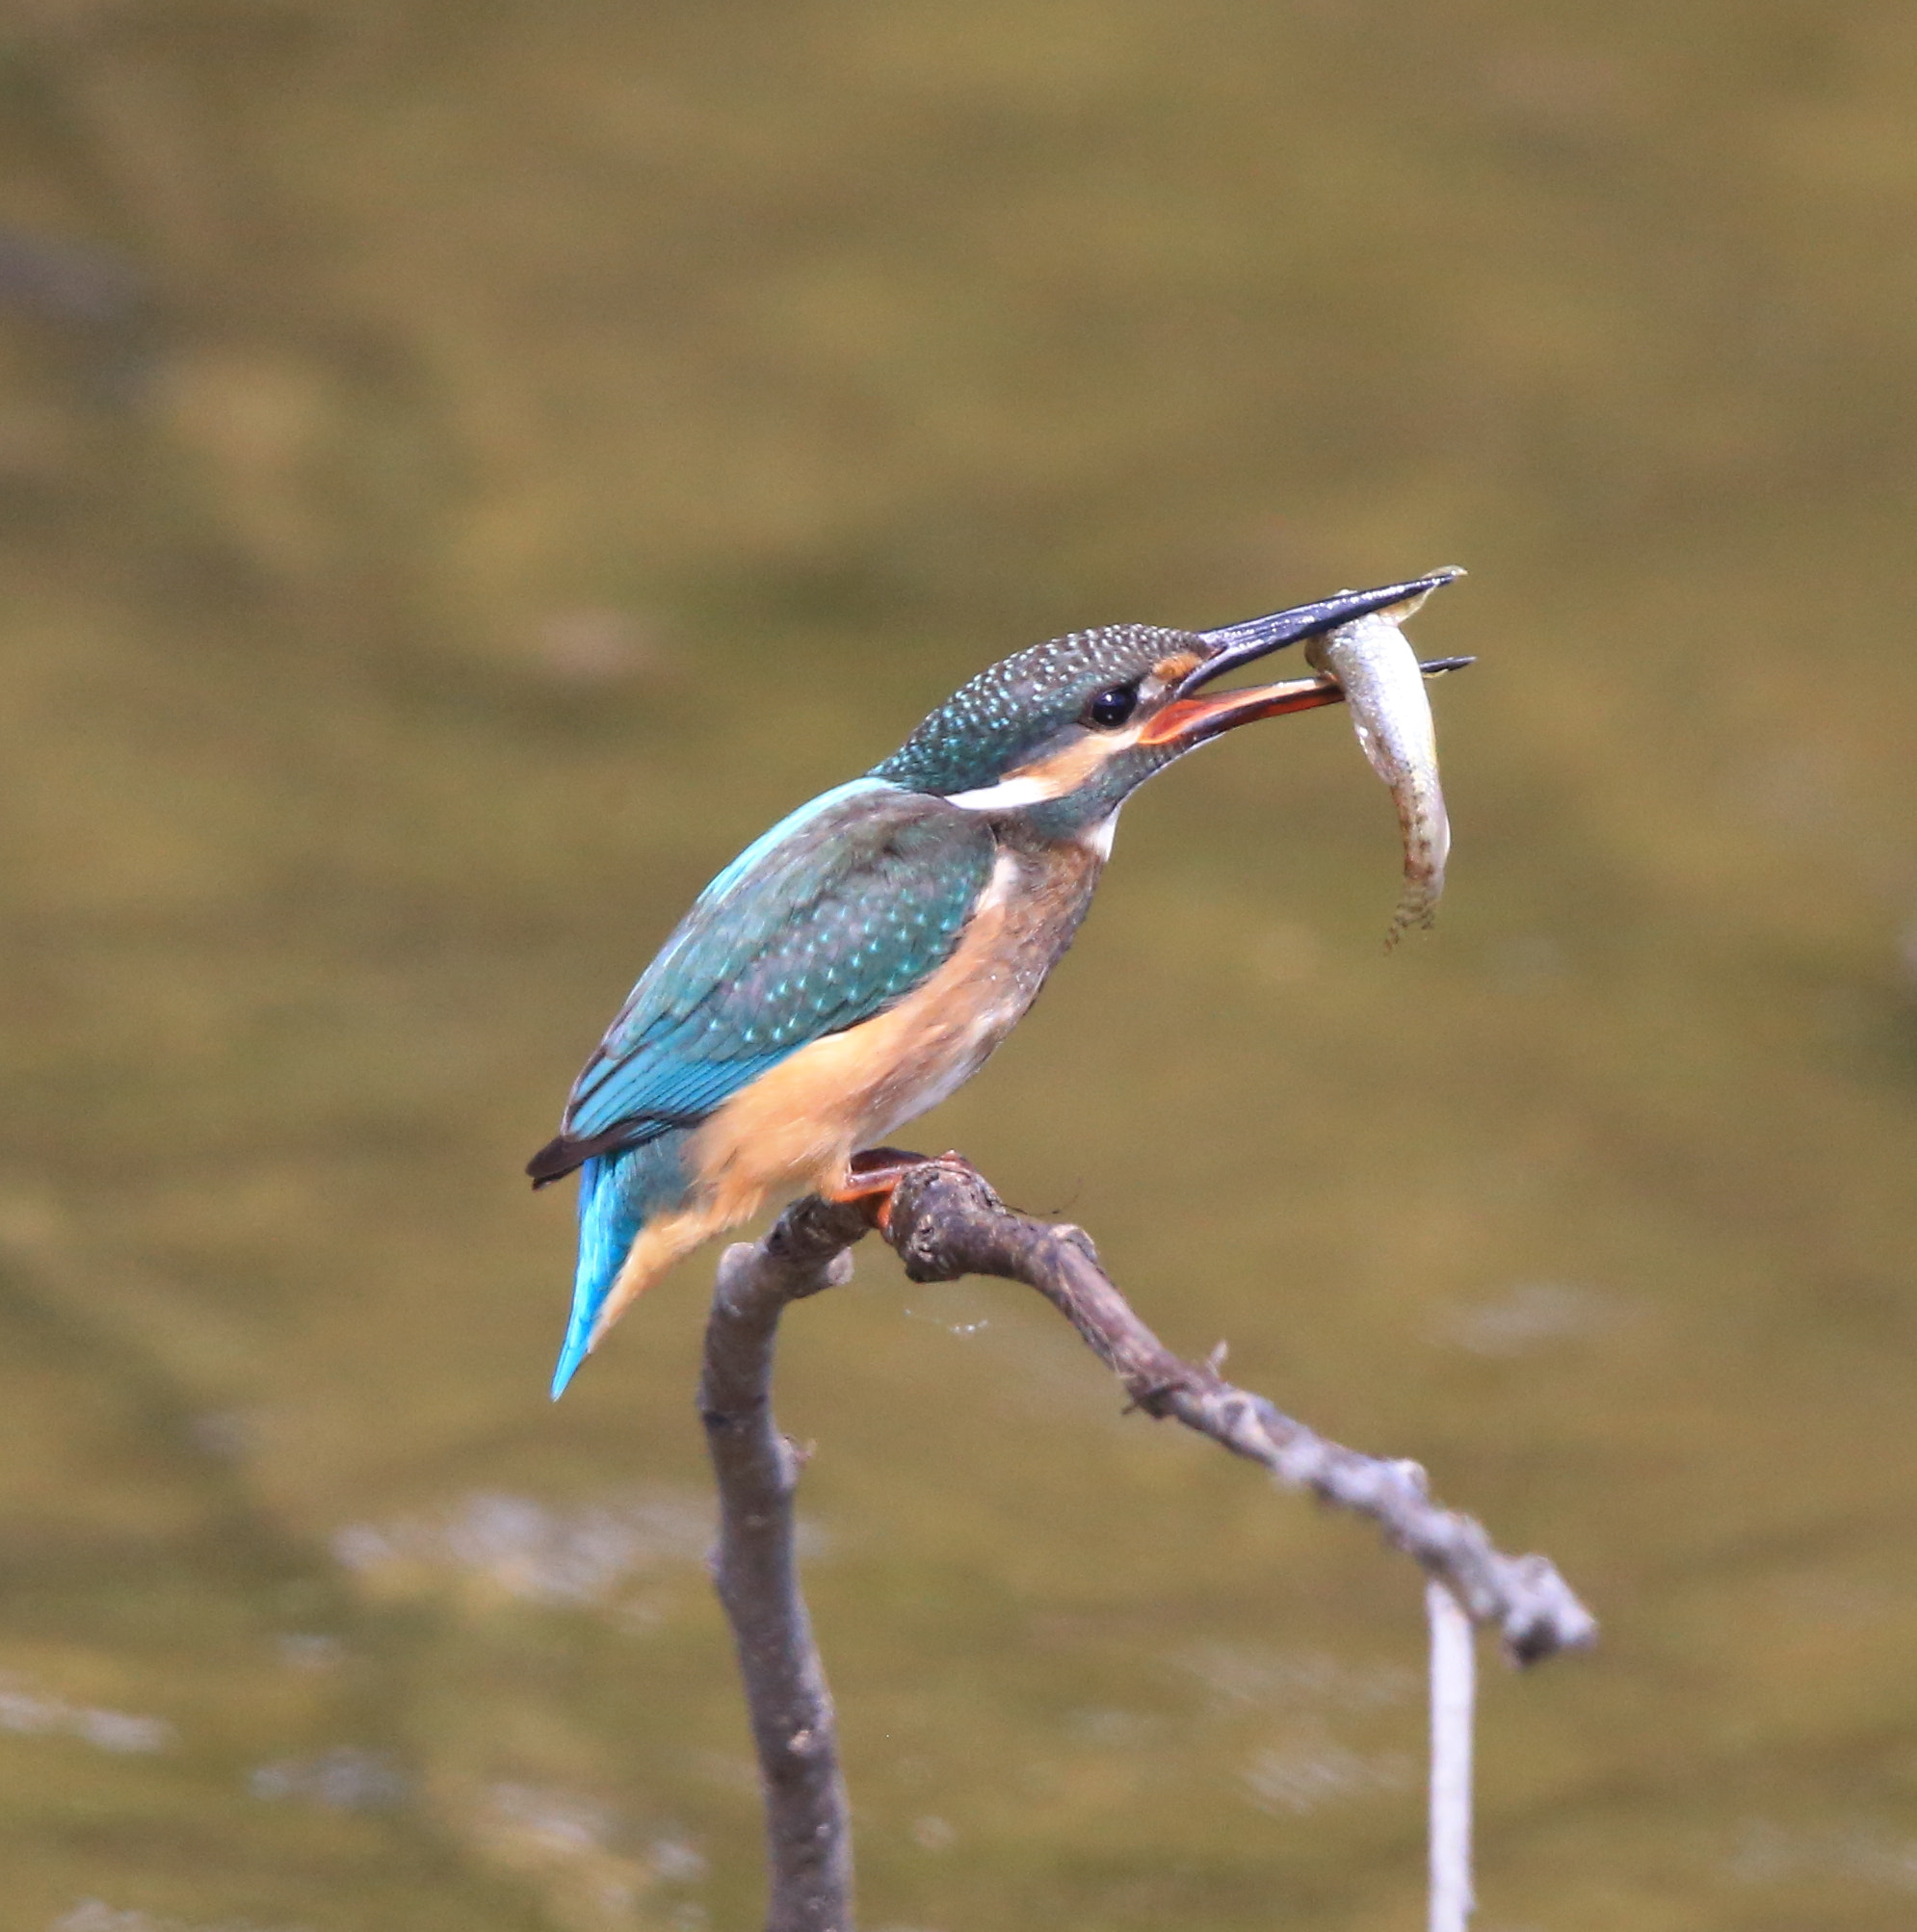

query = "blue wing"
[528,778,999,1183]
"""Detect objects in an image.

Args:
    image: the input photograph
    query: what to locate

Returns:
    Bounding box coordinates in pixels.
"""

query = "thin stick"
[1427,1580,1477,1932]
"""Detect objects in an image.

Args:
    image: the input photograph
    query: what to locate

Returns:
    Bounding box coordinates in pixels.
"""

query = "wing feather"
[528,780,996,1184]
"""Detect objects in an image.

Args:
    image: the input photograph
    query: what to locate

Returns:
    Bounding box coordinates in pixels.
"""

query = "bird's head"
[871,570,1464,835]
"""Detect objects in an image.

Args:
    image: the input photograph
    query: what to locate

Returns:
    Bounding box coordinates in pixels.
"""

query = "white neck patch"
[942,718,1146,814]
[943,772,1057,812]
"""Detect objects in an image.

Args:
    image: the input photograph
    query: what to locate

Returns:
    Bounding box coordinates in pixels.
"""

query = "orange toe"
[828,1147,928,1231]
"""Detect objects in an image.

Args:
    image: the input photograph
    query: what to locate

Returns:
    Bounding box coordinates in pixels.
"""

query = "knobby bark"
[699,1152,1597,1932]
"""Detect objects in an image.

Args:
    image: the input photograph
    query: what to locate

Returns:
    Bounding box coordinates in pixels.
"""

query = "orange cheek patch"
[1002,732,1125,795]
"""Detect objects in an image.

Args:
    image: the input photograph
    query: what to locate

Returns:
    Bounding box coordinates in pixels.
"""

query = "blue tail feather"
[551,1155,636,1397]
[550,1136,693,1399]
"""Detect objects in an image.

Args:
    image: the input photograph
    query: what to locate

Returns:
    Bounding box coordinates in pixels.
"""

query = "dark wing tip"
[527,1115,692,1187]
[526,1136,585,1188]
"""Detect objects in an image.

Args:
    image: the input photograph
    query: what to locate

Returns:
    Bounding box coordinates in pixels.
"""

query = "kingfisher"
[529,571,1463,1396]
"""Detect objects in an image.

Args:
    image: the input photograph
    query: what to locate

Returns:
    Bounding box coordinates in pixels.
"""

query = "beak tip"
[1183,565,1466,695]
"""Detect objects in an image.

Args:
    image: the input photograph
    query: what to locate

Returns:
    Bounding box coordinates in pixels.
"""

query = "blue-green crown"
[871,624,1194,796]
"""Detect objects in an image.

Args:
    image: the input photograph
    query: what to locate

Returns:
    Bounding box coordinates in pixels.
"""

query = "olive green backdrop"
[2,4,1915,1928]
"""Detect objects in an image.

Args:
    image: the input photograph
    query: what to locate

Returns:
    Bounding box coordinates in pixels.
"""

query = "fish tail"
[1382,894,1439,951]
[1382,772,1449,950]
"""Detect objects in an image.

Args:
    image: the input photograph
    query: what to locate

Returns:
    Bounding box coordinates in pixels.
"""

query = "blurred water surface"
[2,3,1916,1927]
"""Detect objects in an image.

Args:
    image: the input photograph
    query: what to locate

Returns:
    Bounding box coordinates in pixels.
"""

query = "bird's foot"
[829,1147,932,1233]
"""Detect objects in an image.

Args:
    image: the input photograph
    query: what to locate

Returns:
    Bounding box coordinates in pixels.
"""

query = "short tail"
[551,1156,642,1398]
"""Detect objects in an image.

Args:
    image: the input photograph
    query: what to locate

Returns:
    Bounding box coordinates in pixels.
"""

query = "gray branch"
[699,1153,1597,1932]
[699,1232,858,1932]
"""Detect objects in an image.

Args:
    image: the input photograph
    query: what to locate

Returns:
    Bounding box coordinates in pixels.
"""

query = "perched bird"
[530,572,1461,1396]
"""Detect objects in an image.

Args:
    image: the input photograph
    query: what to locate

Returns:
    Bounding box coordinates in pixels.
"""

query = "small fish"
[1305,587,1458,948]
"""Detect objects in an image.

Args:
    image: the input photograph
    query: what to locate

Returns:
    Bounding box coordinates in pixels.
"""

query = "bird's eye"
[1084,682,1141,730]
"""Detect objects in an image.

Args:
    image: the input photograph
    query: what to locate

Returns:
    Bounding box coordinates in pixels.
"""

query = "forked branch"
[698,1152,1596,1932]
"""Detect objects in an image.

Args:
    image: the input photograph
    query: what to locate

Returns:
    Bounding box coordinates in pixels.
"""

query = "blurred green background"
[2,3,1916,1928]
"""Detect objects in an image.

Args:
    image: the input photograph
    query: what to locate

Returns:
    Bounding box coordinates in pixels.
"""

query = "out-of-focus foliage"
[2,3,1916,1927]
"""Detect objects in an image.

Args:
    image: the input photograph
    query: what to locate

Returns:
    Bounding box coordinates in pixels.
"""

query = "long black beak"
[1177,567,1465,697]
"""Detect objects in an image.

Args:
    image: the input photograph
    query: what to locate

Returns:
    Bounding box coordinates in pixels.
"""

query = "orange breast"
[585,835,1104,1346]
[688,840,1100,1219]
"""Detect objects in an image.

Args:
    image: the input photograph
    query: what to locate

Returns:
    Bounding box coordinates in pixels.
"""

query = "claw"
[830,1146,930,1233]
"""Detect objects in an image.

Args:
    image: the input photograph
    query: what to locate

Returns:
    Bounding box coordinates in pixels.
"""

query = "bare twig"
[1427,1580,1477,1932]
[880,1156,1597,1665]
[697,1153,1596,1932]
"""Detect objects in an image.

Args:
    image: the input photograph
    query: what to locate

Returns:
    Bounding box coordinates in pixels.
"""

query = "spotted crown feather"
[872,624,1197,796]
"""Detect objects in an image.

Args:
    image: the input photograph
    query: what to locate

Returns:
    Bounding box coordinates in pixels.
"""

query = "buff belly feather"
[583,842,1099,1346]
